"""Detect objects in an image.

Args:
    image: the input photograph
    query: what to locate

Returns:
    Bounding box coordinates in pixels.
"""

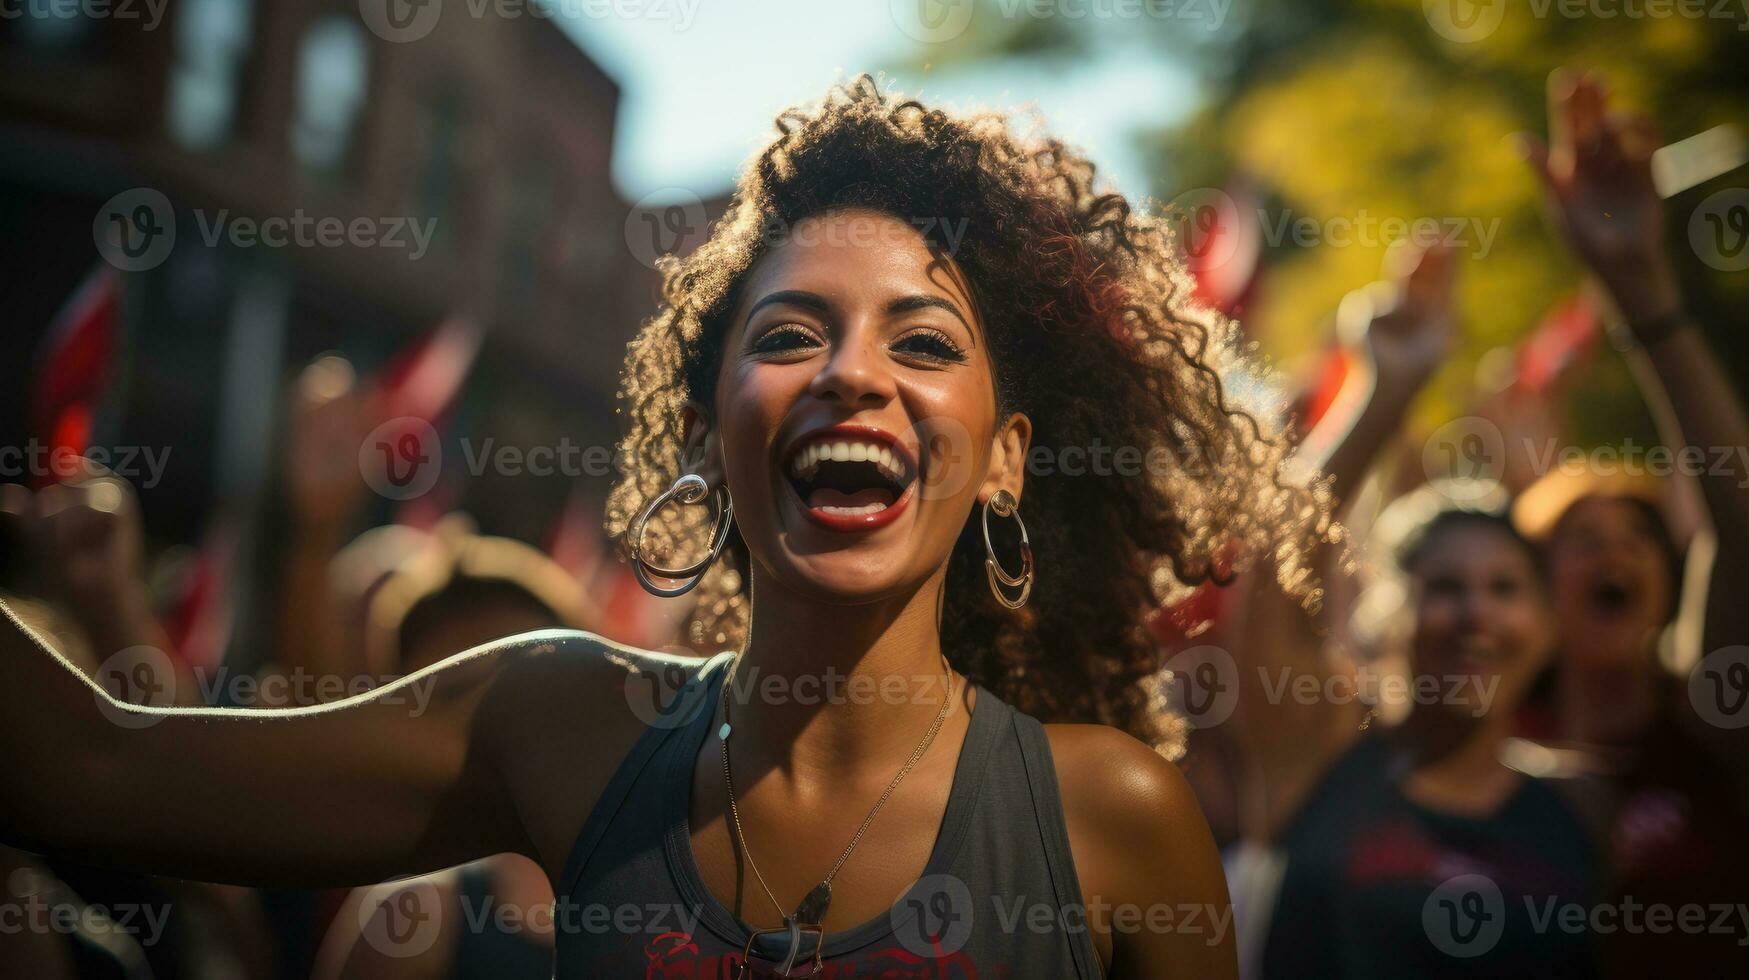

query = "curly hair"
[605,75,1336,756]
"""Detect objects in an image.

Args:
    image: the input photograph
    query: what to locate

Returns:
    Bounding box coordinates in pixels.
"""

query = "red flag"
[1183,179,1263,317]
[31,265,120,484]
[376,315,483,426]
[1515,293,1598,394]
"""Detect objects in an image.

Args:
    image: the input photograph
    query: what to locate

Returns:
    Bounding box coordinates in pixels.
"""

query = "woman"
[1508,69,1749,977]
[1255,505,1599,979]
[0,77,1332,977]
[1210,239,1598,978]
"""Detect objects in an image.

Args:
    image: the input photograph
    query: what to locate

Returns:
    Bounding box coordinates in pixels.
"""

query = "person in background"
[0,467,277,978]
[1209,236,1599,978]
[312,518,591,980]
[1510,68,1749,977]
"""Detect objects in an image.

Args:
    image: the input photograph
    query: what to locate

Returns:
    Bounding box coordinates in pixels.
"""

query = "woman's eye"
[750,324,821,354]
[893,330,967,363]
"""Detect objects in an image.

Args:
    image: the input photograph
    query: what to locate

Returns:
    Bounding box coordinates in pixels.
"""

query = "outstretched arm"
[0,594,535,888]
[0,470,657,889]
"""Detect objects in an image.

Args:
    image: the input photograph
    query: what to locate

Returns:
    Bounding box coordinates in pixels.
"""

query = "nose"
[807,329,896,407]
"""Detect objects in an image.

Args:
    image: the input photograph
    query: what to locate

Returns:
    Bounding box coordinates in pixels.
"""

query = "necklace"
[717,654,956,977]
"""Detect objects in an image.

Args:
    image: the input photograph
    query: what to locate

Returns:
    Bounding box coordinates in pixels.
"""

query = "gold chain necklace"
[717,654,956,977]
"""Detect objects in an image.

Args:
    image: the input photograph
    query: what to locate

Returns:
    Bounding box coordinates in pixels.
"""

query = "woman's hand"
[1518,68,1681,327]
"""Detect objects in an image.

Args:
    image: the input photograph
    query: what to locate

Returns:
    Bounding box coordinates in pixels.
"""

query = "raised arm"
[1224,243,1457,840]
[0,477,655,890]
[1520,68,1749,658]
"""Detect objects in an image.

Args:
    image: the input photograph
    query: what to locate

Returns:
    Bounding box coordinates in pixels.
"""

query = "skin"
[0,208,1234,978]
[1396,524,1556,816]
[1522,68,1749,748]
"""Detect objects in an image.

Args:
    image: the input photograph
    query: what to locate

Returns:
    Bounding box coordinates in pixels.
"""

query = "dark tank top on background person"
[553,651,1106,978]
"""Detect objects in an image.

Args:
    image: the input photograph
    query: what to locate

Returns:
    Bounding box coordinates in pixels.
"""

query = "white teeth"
[817,503,888,515]
[786,438,909,482]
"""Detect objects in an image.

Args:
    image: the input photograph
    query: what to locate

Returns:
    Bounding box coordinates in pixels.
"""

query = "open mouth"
[784,428,917,531]
[1588,577,1638,617]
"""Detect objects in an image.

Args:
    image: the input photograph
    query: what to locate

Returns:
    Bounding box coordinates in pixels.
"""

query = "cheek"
[1415,597,1458,637]
[717,367,805,473]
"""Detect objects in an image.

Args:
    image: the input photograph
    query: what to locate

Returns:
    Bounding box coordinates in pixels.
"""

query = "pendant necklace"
[717,653,956,977]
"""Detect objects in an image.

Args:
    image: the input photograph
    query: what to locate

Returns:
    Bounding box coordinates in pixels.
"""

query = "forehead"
[1413,523,1537,576]
[735,209,976,317]
[1554,495,1660,539]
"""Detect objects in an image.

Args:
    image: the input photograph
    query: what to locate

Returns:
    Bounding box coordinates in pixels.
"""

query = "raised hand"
[285,355,375,532]
[1,462,150,628]
[1517,68,1680,326]
[1358,241,1459,392]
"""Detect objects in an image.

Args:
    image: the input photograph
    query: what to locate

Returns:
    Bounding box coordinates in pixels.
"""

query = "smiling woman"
[0,74,1333,980]
[610,75,1335,753]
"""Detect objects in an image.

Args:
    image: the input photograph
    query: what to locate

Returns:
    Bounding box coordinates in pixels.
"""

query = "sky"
[554,0,1202,206]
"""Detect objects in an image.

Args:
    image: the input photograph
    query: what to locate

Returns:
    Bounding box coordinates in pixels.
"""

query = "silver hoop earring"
[630,474,734,598]
[982,489,1033,609]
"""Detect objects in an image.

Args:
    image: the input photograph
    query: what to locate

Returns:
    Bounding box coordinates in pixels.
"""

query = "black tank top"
[553,651,1106,978]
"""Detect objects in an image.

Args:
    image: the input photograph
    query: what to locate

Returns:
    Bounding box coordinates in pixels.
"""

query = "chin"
[770,551,923,605]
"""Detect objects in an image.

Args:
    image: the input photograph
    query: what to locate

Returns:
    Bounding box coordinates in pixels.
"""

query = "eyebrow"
[744,290,832,322]
[742,289,977,343]
[885,294,972,332]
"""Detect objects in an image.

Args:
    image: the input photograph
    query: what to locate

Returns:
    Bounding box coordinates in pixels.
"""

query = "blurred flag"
[1185,178,1264,318]
[1515,292,1598,395]
[376,314,483,426]
[163,519,240,672]
[30,265,120,484]
[373,314,482,529]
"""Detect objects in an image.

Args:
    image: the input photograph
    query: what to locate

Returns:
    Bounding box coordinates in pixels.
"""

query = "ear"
[977,411,1032,507]
[679,399,726,488]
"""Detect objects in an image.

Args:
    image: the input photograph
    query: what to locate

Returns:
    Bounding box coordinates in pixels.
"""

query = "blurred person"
[1209,243,1600,978]
[0,76,1359,977]
[313,518,588,979]
[0,469,277,978]
[1508,68,1749,975]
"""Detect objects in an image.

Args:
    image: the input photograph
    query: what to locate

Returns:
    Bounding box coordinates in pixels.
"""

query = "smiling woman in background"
[0,76,1347,978]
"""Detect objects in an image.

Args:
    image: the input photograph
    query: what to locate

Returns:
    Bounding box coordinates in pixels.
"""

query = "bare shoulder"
[1043,723,1206,840]
[466,630,720,883]
[1044,724,1238,977]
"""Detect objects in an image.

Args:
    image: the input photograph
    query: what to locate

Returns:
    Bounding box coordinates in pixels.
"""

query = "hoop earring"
[981,489,1033,609]
[630,474,734,598]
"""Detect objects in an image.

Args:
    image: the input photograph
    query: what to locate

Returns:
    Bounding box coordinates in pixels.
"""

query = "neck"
[1556,657,1660,745]
[1396,702,1518,811]
[726,563,962,779]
